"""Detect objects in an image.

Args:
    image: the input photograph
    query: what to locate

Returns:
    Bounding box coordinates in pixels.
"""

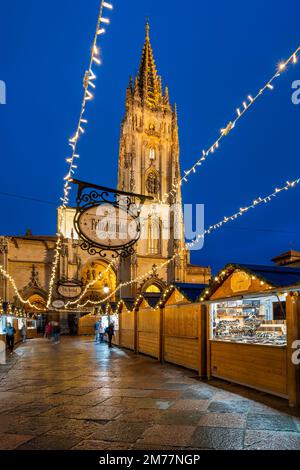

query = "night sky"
[0,0,299,274]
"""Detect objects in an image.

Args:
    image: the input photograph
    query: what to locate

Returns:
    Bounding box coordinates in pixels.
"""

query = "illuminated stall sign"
[57,280,82,299]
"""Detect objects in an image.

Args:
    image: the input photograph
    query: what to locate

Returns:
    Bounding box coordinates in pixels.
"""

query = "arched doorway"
[80,260,117,301]
[24,292,47,334]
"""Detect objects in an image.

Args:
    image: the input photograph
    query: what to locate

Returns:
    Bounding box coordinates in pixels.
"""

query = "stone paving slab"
[140,424,196,447]
[0,337,299,450]
[0,433,34,450]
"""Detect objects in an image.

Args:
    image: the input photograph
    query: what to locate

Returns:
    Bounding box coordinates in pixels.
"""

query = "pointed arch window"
[147,215,161,255]
[149,147,156,161]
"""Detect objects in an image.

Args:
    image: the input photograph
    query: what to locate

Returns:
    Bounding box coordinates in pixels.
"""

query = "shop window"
[210,294,287,346]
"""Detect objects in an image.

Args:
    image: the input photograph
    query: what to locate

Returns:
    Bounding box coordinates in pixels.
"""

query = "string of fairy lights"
[0,266,44,311]
[62,45,300,309]
[160,46,300,204]
[64,259,117,309]
[46,1,113,309]
[72,177,300,308]
[63,44,300,309]
[0,9,299,314]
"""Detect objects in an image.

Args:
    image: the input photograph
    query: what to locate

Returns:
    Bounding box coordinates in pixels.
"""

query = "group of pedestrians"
[45,321,60,344]
[94,320,115,348]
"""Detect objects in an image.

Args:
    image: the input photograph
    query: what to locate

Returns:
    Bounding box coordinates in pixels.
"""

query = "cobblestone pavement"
[0,337,299,450]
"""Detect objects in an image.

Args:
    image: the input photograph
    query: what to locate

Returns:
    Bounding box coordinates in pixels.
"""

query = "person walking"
[20,323,27,343]
[5,322,16,354]
[45,322,52,339]
[98,321,105,343]
[106,322,115,348]
[52,322,60,344]
[94,319,100,342]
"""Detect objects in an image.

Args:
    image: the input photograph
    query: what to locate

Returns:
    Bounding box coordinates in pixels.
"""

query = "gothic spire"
[136,21,162,108]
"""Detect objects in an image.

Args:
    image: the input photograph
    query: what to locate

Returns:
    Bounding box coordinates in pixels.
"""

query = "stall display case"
[0,316,6,335]
[26,319,37,339]
[210,295,287,347]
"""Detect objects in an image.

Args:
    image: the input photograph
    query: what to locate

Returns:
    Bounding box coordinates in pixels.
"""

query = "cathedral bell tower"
[117,23,209,297]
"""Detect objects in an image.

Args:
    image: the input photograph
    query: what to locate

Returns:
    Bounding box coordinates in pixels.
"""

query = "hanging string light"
[47,40,299,310]
[77,176,300,307]
[64,259,117,308]
[160,45,300,204]
[46,1,113,309]
[0,265,45,311]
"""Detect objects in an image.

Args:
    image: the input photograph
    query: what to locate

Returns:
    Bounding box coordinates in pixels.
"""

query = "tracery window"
[146,171,159,195]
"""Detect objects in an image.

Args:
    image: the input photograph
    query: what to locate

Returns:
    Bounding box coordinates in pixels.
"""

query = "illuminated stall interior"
[204,263,300,404]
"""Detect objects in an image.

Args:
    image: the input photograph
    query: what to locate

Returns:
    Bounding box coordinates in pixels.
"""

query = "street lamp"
[103,283,110,295]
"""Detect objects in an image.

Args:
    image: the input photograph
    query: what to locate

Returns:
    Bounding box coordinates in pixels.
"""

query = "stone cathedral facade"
[117,23,210,297]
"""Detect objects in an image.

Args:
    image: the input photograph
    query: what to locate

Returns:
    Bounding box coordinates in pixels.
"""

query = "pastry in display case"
[211,295,287,346]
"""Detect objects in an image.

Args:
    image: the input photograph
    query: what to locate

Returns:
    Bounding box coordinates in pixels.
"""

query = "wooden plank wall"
[137,308,160,359]
[78,316,96,336]
[163,304,199,371]
[119,311,135,350]
[210,340,287,397]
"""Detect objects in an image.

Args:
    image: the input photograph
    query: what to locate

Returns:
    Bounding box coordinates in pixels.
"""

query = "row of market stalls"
[79,262,300,406]
[0,302,38,344]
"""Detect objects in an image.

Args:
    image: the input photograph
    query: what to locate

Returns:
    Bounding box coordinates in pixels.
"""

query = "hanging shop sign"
[52,300,65,309]
[57,280,83,299]
[230,271,252,293]
[71,179,152,258]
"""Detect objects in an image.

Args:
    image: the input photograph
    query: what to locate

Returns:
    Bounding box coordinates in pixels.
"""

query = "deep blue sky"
[0,0,299,274]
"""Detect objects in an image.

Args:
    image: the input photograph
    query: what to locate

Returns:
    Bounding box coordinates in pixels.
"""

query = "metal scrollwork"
[72,179,152,259]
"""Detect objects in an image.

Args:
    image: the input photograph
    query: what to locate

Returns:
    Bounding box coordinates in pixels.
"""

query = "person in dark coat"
[5,323,16,353]
[52,322,60,344]
[105,322,115,348]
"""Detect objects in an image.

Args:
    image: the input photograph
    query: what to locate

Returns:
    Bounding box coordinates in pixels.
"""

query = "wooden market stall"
[78,313,98,336]
[204,263,300,406]
[160,283,207,374]
[135,293,162,360]
[117,298,136,351]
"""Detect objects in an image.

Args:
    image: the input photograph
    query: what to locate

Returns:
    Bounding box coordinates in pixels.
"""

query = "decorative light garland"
[51,43,300,311]
[1,29,296,312]
[0,265,45,311]
[160,46,300,204]
[83,176,300,306]
[46,1,113,309]
[64,259,117,308]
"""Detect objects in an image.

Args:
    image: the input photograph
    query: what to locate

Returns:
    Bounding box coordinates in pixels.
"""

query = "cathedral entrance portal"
[80,260,117,303]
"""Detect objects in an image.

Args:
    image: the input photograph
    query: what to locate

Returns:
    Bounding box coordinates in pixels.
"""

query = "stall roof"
[142,292,162,308]
[203,263,300,302]
[106,301,118,312]
[232,263,300,287]
[173,282,208,302]
[121,298,135,310]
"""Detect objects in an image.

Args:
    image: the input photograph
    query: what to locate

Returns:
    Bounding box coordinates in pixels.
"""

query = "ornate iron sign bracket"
[71,179,152,259]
